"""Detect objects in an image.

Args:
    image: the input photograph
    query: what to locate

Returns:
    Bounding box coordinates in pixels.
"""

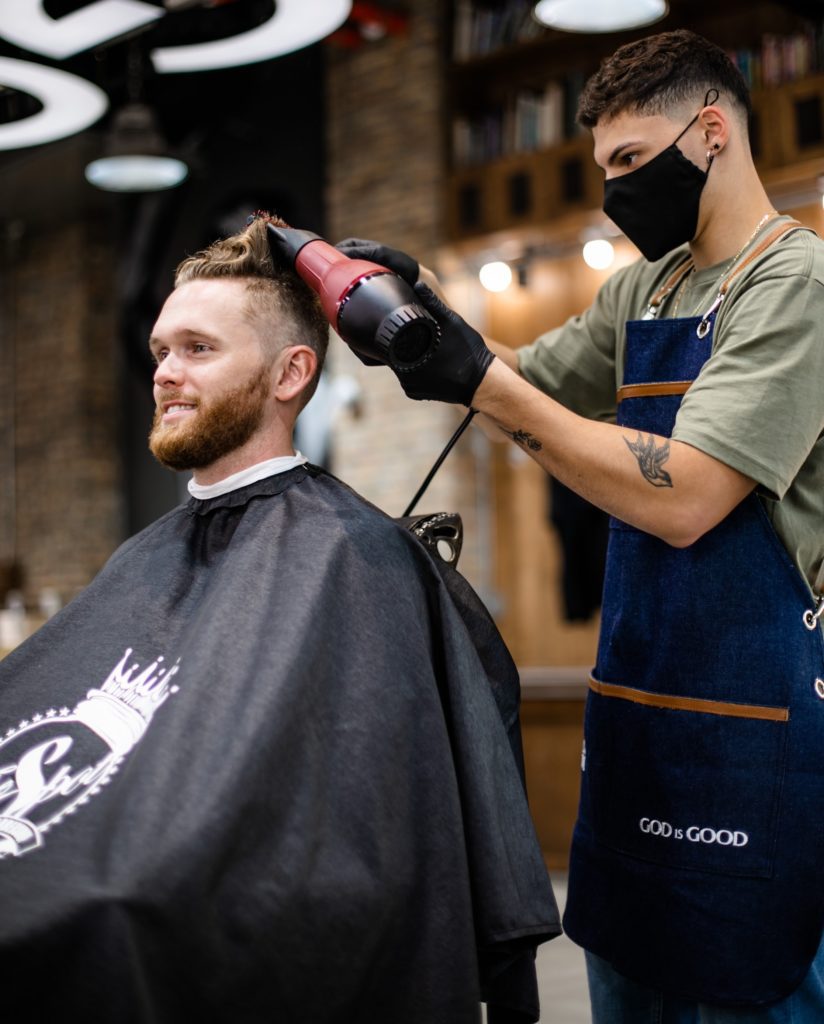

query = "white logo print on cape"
[0,648,180,858]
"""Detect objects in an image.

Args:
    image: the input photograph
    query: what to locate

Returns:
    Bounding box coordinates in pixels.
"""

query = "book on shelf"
[450,23,824,168]
[729,31,820,90]
[452,0,546,61]
[452,78,582,166]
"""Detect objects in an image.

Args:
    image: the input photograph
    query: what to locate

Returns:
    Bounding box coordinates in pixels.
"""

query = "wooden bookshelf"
[772,72,824,164]
[448,136,608,238]
[445,1,824,241]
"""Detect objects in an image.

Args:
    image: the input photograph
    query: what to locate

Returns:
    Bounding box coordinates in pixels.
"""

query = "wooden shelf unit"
[445,2,824,241]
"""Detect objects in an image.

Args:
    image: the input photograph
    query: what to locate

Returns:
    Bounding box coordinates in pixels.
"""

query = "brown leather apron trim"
[717,220,805,298]
[617,381,693,404]
[646,257,694,312]
[589,677,789,722]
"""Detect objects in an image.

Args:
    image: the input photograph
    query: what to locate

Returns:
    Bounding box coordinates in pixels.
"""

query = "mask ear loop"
[673,88,721,154]
[671,88,724,165]
[702,89,721,167]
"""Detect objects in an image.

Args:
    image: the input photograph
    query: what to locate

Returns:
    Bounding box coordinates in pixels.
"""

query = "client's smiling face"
[148,278,273,472]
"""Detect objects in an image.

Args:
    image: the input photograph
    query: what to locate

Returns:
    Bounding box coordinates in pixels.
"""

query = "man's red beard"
[149,369,271,471]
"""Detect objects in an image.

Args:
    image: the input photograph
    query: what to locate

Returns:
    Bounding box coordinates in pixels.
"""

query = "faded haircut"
[174,213,329,406]
[577,29,752,136]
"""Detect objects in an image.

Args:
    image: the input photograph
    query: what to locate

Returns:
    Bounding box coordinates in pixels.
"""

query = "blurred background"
[2,0,824,873]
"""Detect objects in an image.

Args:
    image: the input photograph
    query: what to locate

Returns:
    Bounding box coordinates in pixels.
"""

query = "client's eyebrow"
[148,328,221,353]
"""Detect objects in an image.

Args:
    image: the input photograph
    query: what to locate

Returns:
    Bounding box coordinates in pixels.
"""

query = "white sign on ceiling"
[0,0,352,149]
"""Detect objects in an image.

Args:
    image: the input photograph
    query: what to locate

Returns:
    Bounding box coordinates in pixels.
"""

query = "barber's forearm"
[473,359,755,547]
[484,338,519,372]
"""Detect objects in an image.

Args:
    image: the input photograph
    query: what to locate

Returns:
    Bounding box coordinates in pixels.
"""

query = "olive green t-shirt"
[517,215,824,591]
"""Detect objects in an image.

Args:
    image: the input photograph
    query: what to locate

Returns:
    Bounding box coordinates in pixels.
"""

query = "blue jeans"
[586,931,824,1023]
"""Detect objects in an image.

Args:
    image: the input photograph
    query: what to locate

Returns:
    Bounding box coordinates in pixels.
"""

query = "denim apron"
[563,224,824,1006]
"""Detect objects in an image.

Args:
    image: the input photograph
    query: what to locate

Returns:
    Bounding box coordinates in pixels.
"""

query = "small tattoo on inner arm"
[624,432,673,488]
[502,428,543,451]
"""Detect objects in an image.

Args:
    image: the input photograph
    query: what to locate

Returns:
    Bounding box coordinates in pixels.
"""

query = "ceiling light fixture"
[151,0,353,73]
[85,102,187,192]
[0,0,163,61]
[533,0,667,34]
[85,43,187,192]
[0,0,352,73]
[0,57,108,150]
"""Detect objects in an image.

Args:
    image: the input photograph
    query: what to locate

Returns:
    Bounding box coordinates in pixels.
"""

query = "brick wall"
[0,231,15,587]
[1,219,122,607]
[325,0,493,597]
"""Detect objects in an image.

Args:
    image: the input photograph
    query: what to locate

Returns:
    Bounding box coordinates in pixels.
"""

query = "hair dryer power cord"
[402,408,477,518]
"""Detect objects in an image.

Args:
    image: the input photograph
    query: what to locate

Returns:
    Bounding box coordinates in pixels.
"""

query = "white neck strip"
[187,453,308,500]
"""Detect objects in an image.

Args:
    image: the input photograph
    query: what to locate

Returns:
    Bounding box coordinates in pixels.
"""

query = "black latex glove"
[334,237,419,286]
[395,283,494,406]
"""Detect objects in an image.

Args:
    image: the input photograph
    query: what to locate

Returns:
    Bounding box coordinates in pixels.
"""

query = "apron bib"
[563,252,824,1006]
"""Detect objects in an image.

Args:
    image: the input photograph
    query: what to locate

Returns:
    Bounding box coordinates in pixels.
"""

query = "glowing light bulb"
[582,239,615,270]
[479,261,512,292]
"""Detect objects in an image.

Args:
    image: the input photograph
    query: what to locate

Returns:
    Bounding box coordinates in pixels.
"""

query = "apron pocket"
[584,678,788,879]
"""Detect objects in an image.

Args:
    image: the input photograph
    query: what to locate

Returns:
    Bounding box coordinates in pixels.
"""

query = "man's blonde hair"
[175,213,329,404]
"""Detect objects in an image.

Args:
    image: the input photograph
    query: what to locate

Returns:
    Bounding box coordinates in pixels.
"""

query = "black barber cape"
[0,465,559,1023]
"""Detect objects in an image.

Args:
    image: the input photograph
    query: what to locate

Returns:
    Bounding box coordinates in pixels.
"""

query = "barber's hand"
[335,237,419,286]
[396,283,494,406]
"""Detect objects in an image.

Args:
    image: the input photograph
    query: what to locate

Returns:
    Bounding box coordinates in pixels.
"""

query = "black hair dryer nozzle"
[267,225,439,372]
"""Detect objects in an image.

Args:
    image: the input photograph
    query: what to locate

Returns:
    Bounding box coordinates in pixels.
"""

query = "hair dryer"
[266,225,439,372]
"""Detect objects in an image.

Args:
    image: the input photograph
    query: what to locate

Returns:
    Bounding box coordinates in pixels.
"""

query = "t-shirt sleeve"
[672,256,824,499]
[516,271,622,422]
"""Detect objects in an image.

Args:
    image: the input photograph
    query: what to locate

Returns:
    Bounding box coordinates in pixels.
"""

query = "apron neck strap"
[644,257,695,318]
[695,220,811,338]
[717,220,806,299]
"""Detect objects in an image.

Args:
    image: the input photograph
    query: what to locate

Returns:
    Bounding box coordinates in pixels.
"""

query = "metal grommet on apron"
[803,562,824,632]
[563,221,824,1007]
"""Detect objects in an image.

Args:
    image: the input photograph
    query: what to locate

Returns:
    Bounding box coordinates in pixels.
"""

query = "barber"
[338,28,824,1024]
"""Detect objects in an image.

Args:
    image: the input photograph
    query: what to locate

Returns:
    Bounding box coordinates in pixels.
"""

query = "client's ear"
[273,346,318,404]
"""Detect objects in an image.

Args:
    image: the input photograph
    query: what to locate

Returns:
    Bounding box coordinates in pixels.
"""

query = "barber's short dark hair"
[577,29,751,131]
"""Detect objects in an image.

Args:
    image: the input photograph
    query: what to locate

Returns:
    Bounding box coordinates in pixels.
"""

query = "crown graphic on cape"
[74,648,181,756]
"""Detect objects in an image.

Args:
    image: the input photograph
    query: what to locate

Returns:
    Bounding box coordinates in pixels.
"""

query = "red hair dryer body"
[267,225,439,372]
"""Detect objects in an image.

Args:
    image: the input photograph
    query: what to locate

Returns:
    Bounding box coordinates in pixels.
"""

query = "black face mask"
[603,104,716,262]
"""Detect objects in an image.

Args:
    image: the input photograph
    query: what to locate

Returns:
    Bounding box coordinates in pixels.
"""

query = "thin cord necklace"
[671,209,778,318]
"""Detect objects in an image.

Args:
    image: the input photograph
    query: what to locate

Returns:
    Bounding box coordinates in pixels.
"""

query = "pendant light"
[85,44,187,193]
[533,0,668,33]
[85,102,187,192]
